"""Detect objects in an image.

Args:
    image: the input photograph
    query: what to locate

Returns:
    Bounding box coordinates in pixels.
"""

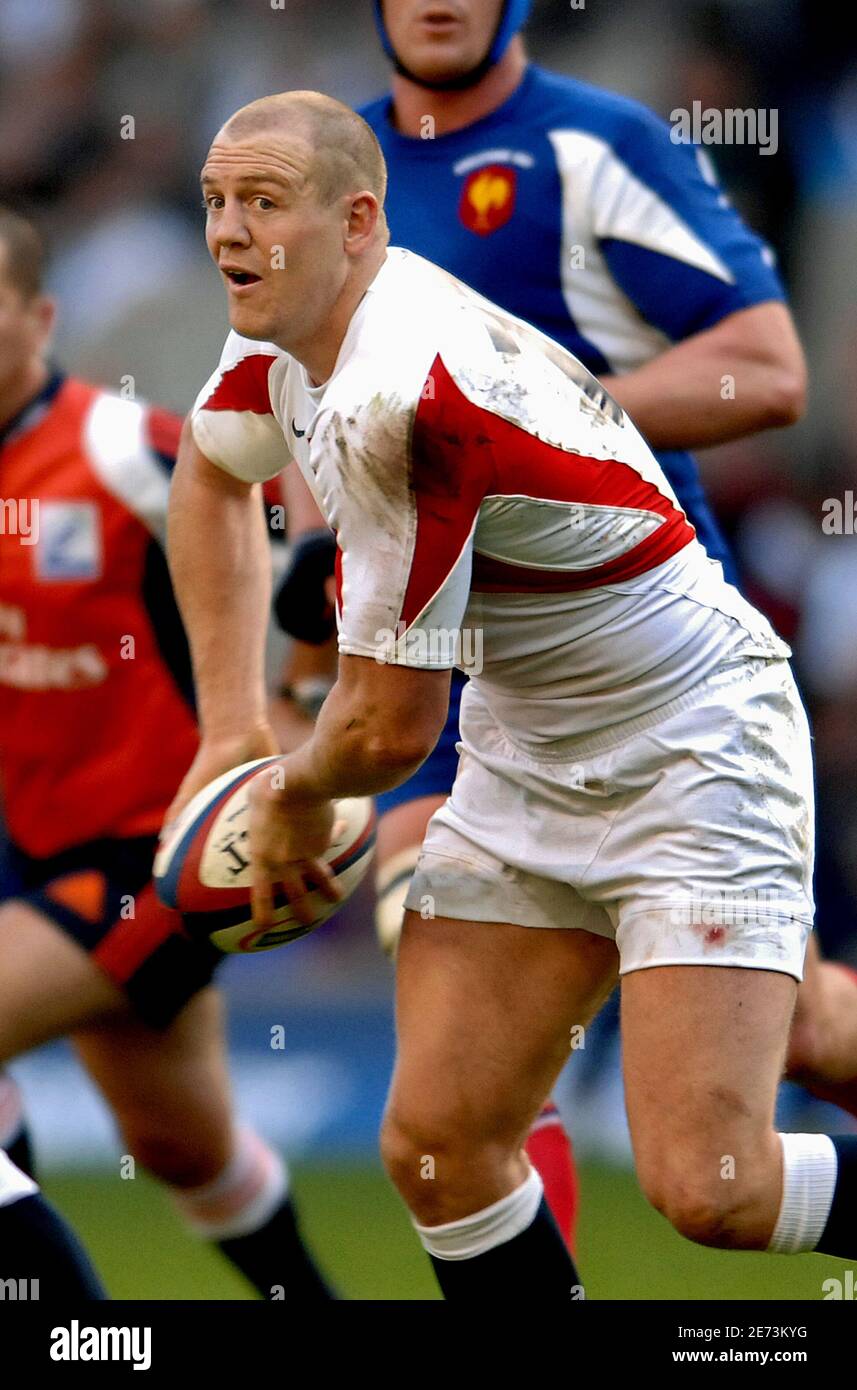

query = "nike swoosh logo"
[291,419,306,437]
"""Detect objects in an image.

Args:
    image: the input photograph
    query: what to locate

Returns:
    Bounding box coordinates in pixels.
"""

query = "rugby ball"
[154,757,375,953]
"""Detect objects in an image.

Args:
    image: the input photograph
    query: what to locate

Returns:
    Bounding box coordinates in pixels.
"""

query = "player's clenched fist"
[246,764,342,929]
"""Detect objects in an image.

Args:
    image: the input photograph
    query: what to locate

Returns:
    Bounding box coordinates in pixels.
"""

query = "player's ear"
[344,191,381,256]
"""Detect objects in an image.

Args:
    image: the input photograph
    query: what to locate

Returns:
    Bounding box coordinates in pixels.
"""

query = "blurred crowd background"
[3,0,857,1174]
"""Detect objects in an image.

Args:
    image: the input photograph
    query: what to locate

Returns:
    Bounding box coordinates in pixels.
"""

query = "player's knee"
[655,1188,739,1246]
[636,1151,754,1248]
[380,1106,513,1221]
[379,1108,452,1199]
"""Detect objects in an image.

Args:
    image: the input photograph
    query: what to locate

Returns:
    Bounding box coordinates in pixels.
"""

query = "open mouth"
[223,269,262,286]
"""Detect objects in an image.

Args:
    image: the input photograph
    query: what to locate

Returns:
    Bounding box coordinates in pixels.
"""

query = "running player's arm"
[570,107,806,446]
[166,335,292,792]
[168,415,274,743]
[601,303,804,449]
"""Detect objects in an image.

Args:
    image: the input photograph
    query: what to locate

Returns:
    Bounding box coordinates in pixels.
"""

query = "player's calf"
[171,1127,334,1301]
[74,993,334,1300]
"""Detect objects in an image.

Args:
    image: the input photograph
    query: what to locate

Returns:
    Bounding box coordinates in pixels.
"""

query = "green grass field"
[43,1162,850,1301]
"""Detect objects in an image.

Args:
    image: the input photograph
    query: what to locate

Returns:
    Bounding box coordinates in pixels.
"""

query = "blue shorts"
[376,670,466,817]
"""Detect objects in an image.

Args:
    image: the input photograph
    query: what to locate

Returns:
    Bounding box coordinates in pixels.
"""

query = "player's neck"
[0,359,50,433]
[390,41,527,138]
[285,245,389,388]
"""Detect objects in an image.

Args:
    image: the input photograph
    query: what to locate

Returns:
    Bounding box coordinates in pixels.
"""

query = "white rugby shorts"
[405,657,815,980]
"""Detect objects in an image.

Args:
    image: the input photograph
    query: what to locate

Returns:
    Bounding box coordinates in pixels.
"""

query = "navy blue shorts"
[0,835,221,1028]
[375,670,467,817]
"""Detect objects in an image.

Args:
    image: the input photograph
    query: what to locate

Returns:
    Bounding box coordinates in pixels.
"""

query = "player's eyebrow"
[200,170,297,189]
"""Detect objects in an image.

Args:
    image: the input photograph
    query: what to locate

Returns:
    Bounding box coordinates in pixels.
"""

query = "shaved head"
[222,91,387,209]
[202,90,389,370]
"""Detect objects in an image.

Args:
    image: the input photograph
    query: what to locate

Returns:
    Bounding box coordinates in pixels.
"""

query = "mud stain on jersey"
[322,393,416,545]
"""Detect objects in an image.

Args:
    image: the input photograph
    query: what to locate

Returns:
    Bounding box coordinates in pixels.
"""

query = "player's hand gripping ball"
[154,758,375,952]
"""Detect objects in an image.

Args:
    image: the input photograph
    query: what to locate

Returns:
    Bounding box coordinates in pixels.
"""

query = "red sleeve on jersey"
[144,405,183,464]
[261,476,284,507]
[412,353,694,599]
[402,354,495,630]
[201,355,277,414]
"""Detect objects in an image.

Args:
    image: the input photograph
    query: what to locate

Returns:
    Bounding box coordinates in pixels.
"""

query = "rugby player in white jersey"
[168,91,857,1298]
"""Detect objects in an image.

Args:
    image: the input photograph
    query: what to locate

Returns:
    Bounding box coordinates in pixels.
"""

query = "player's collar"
[0,368,65,451]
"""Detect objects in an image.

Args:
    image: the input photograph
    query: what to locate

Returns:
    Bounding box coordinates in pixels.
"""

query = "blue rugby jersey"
[360,65,786,577]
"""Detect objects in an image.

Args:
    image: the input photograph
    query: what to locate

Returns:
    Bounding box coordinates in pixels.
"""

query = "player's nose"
[211,199,253,248]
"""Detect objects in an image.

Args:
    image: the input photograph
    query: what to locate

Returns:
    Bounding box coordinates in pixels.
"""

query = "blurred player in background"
[277,0,857,1164]
[0,1143,105,1298]
[0,207,331,1300]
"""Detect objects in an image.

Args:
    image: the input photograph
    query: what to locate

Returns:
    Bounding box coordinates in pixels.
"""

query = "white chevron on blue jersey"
[547,129,735,375]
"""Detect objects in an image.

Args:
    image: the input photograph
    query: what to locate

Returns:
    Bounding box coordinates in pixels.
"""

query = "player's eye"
[254,197,276,210]
[202,195,224,211]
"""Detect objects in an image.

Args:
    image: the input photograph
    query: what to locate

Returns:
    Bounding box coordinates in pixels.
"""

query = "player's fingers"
[279,866,320,926]
[305,857,342,904]
[251,868,276,930]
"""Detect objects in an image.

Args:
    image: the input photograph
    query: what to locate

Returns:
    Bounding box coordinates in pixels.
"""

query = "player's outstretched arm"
[600,301,807,450]
[165,417,279,820]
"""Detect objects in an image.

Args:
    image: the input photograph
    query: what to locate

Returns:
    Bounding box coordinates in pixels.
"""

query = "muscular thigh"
[0,900,127,1059]
[622,964,797,1167]
[389,908,618,1144]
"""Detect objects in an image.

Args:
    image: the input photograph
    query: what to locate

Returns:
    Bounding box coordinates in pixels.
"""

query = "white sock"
[0,1149,37,1208]
[414,1167,544,1261]
[768,1132,838,1253]
[0,1070,25,1149]
[172,1127,288,1241]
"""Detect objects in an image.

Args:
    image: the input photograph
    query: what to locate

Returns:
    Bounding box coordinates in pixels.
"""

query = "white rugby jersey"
[192,248,788,744]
